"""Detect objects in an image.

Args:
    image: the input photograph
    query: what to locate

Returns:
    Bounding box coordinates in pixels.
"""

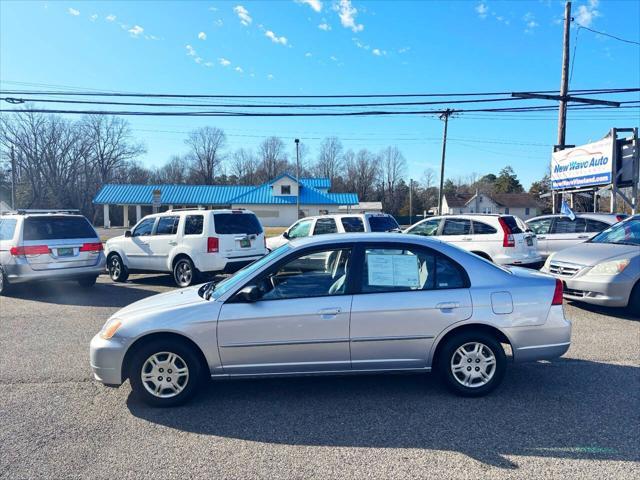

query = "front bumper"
[4,255,106,285]
[543,270,635,308]
[505,306,572,362]
[90,334,127,386]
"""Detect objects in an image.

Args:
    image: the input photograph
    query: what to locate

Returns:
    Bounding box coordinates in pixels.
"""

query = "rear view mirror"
[125,230,132,238]
[282,231,290,239]
[238,285,261,302]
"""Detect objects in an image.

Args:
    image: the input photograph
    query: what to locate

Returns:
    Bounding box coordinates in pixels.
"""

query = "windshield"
[589,217,639,246]
[200,244,291,300]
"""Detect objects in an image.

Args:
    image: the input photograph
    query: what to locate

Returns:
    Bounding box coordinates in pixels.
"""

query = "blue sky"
[1,0,638,188]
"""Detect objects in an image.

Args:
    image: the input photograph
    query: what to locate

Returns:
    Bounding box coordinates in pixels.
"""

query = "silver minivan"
[0,210,106,294]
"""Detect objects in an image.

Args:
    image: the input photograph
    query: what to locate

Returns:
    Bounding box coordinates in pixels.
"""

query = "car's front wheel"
[628,281,640,316]
[437,331,506,397]
[108,254,129,283]
[129,339,203,407]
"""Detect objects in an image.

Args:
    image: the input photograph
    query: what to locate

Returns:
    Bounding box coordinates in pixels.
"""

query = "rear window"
[472,221,497,235]
[368,215,400,232]
[214,213,263,235]
[0,219,17,240]
[501,216,523,234]
[341,217,365,232]
[23,216,96,241]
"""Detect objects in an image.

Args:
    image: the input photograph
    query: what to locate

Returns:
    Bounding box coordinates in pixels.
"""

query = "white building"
[442,192,541,220]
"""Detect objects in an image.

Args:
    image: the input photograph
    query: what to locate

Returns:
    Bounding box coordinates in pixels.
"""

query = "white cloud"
[330,55,338,61]
[186,44,197,56]
[89,14,98,22]
[318,23,331,31]
[475,3,488,19]
[219,57,231,67]
[198,31,207,40]
[334,0,363,32]
[128,25,144,37]
[305,52,312,57]
[372,48,381,56]
[523,12,538,33]
[296,0,322,12]
[265,30,288,45]
[235,66,244,73]
[106,14,116,22]
[398,46,410,54]
[267,73,274,80]
[195,57,203,64]
[68,8,80,16]
[353,38,370,50]
[234,5,252,26]
[575,0,600,27]
[204,61,214,67]
[214,19,224,27]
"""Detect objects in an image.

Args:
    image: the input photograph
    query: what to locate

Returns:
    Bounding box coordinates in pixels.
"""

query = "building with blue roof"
[94,174,359,227]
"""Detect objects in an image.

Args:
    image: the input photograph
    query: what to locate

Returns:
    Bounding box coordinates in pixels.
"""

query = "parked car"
[526,213,627,259]
[541,215,640,313]
[266,213,400,250]
[105,208,266,288]
[0,210,105,294]
[91,232,571,406]
[404,214,541,266]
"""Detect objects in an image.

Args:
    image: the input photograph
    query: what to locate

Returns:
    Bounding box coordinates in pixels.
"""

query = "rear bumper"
[4,255,106,285]
[199,253,265,273]
[505,306,572,362]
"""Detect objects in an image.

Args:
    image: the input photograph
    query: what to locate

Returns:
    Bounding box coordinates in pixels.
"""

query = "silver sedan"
[90,233,571,406]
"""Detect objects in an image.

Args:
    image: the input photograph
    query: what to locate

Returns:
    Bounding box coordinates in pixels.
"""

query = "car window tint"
[313,218,338,235]
[133,218,155,237]
[435,256,466,289]
[442,218,471,236]
[155,216,179,235]
[23,216,96,240]
[368,216,400,232]
[214,213,262,235]
[554,217,586,233]
[472,221,497,235]
[361,247,435,293]
[260,248,352,300]
[586,219,609,232]
[0,219,17,240]
[408,219,440,236]
[288,220,312,239]
[184,215,204,235]
[527,218,552,234]
[341,217,365,232]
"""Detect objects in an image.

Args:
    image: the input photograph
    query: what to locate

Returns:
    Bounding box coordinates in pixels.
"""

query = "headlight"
[99,318,122,339]
[543,253,555,271]
[585,259,630,276]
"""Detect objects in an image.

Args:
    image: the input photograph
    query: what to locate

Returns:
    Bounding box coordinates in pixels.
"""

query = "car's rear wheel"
[129,339,203,407]
[437,331,506,397]
[173,257,196,288]
[78,276,98,288]
[108,254,129,283]
[0,267,9,296]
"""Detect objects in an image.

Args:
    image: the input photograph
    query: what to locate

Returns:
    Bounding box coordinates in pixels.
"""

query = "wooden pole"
[437,110,452,215]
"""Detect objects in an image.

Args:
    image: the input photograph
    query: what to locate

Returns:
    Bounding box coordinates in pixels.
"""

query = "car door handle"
[168,240,178,245]
[461,237,472,241]
[577,235,589,239]
[537,236,546,240]
[318,308,342,316]
[436,302,460,310]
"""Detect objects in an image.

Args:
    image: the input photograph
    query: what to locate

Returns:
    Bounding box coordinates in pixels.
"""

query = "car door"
[145,215,180,271]
[122,217,156,270]
[439,218,473,251]
[526,217,553,257]
[546,217,588,255]
[349,242,472,370]
[216,245,354,375]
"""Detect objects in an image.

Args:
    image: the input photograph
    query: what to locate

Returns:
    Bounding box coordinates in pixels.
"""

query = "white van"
[106,209,266,287]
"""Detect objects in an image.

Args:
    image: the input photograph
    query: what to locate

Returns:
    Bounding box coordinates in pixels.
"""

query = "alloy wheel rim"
[110,258,121,279]
[450,342,496,388]
[141,352,189,398]
[176,262,192,286]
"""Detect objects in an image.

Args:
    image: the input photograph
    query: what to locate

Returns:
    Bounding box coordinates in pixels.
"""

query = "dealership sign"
[551,137,614,190]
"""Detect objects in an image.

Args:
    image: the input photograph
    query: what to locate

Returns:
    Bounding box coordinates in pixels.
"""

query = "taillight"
[552,279,564,305]
[10,245,50,256]
[615,215,625,222]
[80,242,103,252]
[207,237,219,253]
[498,217,515,247]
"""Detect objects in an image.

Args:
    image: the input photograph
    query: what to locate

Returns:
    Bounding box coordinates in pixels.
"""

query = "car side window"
[0,219,17,240]
[259,248,352,300]
[155,216,179,235]
[442,218,471,236]
[184,215,204,235]
[408,219,440,236]
[341,217,365,232]
[528,218,552,235]
[586,219,609,232]
[313,218,338,235]
[472,221,497,235]
[288,220,312,239]
[133,218,155,237]
[553,217,586,233]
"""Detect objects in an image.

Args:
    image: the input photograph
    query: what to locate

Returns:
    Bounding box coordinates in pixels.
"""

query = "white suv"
[266,213,400,250]
[404,214,541,266]
[106,209,266,287]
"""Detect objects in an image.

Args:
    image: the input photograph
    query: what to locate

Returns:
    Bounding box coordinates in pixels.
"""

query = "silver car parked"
[91,233,571,406]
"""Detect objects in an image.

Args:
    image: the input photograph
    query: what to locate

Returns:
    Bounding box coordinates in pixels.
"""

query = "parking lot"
[0,274,638,479]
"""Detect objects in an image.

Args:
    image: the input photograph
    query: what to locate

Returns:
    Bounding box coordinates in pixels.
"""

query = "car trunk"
[213,212,265,259]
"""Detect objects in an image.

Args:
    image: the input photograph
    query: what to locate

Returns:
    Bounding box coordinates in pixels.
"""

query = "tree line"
[0,111,539,223]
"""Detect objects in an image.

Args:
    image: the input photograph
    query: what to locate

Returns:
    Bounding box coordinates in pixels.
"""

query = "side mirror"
[125,230,132,238]
[282,231,290,239]
[238,284,261,302]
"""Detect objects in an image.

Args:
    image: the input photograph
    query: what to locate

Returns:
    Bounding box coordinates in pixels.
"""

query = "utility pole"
[10,146,16,210]
[557,0,572,149]
[409,178,413,225]
[295,138,300,219]
[437,109,453,215]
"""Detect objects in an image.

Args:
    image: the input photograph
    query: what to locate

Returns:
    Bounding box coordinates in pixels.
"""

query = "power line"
[577,25,640,46]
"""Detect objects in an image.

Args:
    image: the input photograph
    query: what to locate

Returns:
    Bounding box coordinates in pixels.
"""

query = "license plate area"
[239,238,251,248]
[57,247,74,257]
[526,237,533,246]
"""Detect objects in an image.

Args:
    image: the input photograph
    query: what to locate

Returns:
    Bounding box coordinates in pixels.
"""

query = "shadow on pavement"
[127,358,639,470]
[567,301,638,321]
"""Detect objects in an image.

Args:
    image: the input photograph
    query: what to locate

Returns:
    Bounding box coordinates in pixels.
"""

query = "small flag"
[561,199,576,221]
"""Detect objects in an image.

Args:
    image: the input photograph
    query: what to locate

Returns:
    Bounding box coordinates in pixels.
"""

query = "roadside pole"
[437,109,453,215]
[409,178,413,225]
[295,138,300,220]
[10,146,16,210]
[555,1,572,214]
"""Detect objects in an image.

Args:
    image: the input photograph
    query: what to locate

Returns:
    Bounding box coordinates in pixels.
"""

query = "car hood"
[551,242,639,266]
[114,285,205,319]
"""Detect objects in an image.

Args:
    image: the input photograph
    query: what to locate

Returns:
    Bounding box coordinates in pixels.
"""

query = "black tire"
[628,281,640,317]
[108,254,129,283]
[77,276,98,288]
[0,267,9,296]
[128,338,203,407]
[173,257,196,288]
[437,330,506,397]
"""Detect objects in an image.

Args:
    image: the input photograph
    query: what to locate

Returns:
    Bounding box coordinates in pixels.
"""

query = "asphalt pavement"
[0,274,638,479]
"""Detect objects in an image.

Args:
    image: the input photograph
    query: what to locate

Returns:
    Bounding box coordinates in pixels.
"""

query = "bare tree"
[183,126,226,184]
[153,155,189,184]
[315,137,343,184]
[344,149,379,201]
[379,146,406,212]
[258,136,288,181]
[230,148,258,184]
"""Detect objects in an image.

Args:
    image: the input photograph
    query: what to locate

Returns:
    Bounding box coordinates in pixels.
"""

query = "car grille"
[549,261,582,278]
